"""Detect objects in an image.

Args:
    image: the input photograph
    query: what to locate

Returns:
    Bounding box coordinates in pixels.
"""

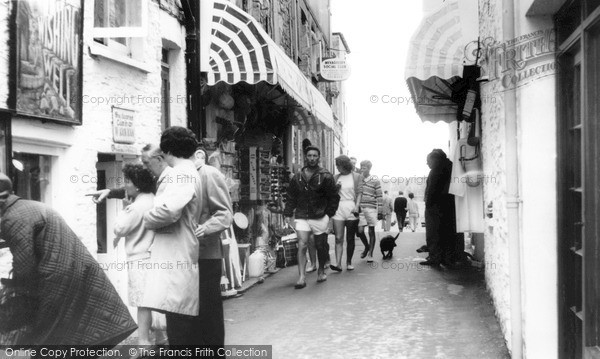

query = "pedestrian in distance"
[359,160,383,263]
[113,163,159,347]
[331,155,363,271]
[350,156,360,173]
[407,192,420,232]
[381,190,394,231]
[284,146,340,288]
[191,146,233,348]
[394,191,408,232]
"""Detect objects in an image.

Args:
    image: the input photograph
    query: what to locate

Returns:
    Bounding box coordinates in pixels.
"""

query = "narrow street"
[224,230,510,359]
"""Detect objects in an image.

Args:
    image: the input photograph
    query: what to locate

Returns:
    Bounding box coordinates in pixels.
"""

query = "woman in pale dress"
[113,163,157,346]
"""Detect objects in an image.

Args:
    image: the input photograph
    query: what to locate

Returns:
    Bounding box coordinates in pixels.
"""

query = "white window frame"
[91,0,149,39]
[89,0,151,71]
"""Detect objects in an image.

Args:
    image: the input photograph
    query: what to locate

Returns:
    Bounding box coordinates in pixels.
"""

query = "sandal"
[294,281,307,289]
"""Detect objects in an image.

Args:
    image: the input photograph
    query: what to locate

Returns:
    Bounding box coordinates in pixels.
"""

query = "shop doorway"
[95,153,136,314]
[556,1,600,357]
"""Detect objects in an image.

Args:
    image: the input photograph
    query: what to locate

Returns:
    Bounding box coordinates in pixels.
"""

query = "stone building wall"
[478,0,512,351]
[0,0,187,252]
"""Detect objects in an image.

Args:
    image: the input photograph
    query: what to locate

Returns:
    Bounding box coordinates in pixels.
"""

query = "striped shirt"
[361,176,382,210]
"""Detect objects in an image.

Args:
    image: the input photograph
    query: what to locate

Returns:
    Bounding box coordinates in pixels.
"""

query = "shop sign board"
[110,143,139,156]
[15,0,84,125]
[112,107,135,144]
[249,147,258,200]
[465,28,557,91]
[320,59,350,81]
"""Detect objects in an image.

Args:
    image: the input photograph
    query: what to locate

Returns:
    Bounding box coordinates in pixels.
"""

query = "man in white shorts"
[284,146,340,288]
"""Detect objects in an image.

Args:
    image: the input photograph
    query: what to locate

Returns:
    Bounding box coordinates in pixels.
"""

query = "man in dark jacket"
[284,146,340,287]
[394,191,408,232]
[421,149,456,266]
[0,173,137,346]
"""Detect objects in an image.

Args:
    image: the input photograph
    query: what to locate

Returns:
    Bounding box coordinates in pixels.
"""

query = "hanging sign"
[112,107,135,144]
[320,59,351,81]
[249,147,258,200]
[15,0,84,125]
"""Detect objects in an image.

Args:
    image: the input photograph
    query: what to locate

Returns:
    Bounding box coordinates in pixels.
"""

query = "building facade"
[0,0,190,306]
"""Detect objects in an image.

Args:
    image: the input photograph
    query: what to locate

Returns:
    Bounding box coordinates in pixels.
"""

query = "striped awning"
[404,0,478,123]
[200,0,334,130]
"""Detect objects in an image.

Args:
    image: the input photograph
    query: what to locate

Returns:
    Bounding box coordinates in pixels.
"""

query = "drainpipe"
[502,0,523,357]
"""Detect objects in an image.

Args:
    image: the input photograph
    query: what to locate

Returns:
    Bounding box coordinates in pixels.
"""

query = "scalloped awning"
[200,0,333,130]
[404,0,478,123]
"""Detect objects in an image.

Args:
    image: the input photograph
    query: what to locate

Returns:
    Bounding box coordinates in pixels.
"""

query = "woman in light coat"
[114,163,157,346]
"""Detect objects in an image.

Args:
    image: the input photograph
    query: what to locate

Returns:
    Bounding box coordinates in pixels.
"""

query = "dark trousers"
[345,220,358,263]
[425,207,442,263]
[165,259,224,348]
[314,233,330,268]
[165,312,197,345]
[197,259,225,347]
[396,212,407,231]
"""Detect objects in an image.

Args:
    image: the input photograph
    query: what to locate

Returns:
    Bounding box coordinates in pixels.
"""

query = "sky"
[329,0,450,181]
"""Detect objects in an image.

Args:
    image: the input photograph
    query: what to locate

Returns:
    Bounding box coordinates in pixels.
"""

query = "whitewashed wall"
[7,0,187,252]
[479,0,559,357]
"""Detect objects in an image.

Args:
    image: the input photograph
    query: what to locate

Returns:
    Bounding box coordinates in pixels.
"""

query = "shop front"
[199,0,334,269]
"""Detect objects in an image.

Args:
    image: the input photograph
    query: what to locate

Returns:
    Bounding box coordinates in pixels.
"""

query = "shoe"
[420,260,440,266]
[366,255,373,263]
[306,266,316,273]
[360,250,369,259]
[347,264,354,270]
[329,265,342,272]
[416,245,429,253]
[294,281,307,289]
[317,273,327,282]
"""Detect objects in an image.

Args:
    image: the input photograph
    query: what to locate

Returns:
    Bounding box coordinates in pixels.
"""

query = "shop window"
[91,0,148,62]
[12,153,53,204]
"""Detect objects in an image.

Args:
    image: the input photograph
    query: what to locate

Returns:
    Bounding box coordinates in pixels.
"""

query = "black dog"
[380,233,400,260]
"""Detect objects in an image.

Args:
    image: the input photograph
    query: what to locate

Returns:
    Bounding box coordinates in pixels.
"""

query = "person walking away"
[381,191,394,231]
[284,146,340,287]
[191,146,233,348]
[394,191,408,232]
[330,155,363,272]
[0,173,137,345]
[407,193,420,232]
[359,160,383,263]
[113,164,159,347]
[143,127,203,344]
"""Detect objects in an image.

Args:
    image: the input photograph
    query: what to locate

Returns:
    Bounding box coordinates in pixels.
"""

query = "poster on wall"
[15,0,83,125]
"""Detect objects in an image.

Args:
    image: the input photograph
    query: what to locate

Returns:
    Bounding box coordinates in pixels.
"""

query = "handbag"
[275,225,298,268]
[0,273,37,334]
